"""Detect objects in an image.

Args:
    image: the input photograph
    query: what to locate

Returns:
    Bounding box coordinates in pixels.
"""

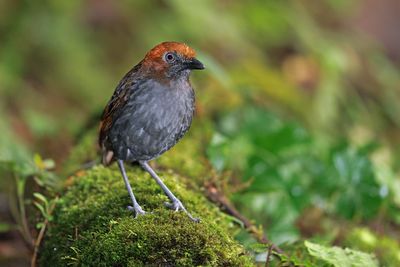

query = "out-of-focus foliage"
[207,105,400,265]
[345,227,400,266]
[1,0,400,161]
[0,0,399,266]
[207,107,394,245]
[305,240,378,267]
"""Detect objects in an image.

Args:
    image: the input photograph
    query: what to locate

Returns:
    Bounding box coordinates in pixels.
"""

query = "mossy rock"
[39,165,253,266]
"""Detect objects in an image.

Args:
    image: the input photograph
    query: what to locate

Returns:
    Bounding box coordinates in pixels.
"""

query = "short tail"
[102,150,115,166]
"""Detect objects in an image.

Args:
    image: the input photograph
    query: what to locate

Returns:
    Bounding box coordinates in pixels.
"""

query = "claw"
[127,205,146,218]
[164,200,200,223]
[164,201,179,211]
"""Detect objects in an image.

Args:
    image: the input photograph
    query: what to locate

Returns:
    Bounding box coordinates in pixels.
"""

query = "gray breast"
[109,79,195,161]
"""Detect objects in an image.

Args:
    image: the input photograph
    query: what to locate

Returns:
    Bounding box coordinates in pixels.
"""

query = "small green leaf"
[249,242,269,253]
[33,192,48,206]
[33,154,43,169]
[33,201,47,217]
[43,158,55,170]
[305,240,378,267]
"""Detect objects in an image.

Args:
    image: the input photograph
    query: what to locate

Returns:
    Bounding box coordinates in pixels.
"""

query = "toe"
[192,217,201,223]
[164,202,173,209]
[164,201,180,211]
[127,205,146,217]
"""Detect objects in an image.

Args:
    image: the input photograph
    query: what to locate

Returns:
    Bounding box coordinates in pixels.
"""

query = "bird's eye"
[164,52,176,63]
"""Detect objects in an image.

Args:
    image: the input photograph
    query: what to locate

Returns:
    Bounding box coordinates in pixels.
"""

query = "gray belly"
[109,84,194,161]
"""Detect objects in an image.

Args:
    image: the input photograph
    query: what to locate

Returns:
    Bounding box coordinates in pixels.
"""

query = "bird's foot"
[164,199,200,223]
[127,204,146,218]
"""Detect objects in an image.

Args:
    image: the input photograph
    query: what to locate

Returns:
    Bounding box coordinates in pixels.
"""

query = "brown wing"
[99,63,142,165]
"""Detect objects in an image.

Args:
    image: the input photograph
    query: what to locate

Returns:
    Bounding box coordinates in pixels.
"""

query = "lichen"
[39,165,254,266]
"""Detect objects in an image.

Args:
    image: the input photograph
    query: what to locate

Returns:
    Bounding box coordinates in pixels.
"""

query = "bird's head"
[142,42,204,80]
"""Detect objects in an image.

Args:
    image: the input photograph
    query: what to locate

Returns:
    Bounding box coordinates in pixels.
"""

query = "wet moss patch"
[39,165,253,266]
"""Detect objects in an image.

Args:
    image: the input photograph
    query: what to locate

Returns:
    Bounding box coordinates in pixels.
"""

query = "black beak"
[185,58,205,70]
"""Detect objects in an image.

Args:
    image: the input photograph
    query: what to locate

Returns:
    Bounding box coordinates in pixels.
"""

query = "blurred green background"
[1,0,400,266]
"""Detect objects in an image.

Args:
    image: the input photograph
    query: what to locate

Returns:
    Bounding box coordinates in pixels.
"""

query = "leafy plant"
[208,107,387,245]
[305,240,378,267]
[0,153,59,266]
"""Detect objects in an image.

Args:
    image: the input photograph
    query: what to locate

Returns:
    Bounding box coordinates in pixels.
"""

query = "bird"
[99,42,204,222]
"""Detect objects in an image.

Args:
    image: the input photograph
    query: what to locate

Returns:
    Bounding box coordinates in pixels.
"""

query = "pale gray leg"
[140,161,200,222]
[117,160,146,217]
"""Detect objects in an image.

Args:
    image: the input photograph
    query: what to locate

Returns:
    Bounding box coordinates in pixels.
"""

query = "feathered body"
[98,42,204,221]
[99,42,202,165]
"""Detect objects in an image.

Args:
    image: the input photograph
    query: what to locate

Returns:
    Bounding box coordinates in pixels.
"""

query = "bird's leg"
[140,161,200,222]
[117,160,146,217]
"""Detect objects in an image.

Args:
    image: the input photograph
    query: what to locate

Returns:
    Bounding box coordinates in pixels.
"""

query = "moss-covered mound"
[39,165,253,266]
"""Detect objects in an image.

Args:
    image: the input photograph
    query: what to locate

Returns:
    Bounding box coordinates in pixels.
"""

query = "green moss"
[39,165,253,266]
[44,116,254,266]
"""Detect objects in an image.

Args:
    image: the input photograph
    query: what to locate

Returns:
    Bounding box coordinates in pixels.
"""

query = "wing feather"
[98,62,142,164]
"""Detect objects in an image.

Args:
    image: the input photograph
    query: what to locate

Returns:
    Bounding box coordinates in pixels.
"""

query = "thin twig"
[15,174,34,247]
[204,180,283,254]
[265,244,273,267]
[31,199,57,267]
[30,218,48,267]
